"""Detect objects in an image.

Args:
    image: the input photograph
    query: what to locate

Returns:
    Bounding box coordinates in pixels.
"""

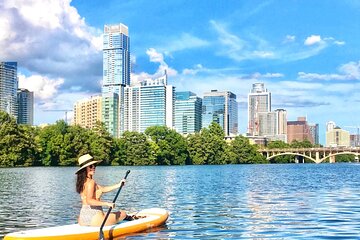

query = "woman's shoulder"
[85,178,96,186]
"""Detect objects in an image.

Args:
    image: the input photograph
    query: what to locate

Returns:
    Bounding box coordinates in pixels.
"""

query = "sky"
[1,0,360,144]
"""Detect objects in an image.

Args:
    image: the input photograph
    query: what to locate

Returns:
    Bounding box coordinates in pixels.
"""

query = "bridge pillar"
[315,152,320,163]
[329,155,336,163]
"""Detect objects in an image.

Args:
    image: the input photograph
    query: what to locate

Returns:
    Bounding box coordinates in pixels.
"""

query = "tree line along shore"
[0,111,353,167]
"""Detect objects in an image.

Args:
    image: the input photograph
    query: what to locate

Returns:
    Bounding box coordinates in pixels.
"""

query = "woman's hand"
[119,179,126,187]
[106,202,115,208]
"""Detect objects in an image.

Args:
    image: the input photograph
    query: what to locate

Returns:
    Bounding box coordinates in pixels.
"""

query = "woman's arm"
[98,179,125,193]
[85,179,113,208]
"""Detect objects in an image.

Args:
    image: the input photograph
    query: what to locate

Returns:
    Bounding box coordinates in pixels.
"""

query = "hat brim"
[75,160,102,174]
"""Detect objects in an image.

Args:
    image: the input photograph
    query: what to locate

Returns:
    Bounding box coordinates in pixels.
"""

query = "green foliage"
[121,131,156,165]
[145,126,189,165]
[187,123,228,165]
[229,136,266,164]
[1,111,327,167]
[335,154,355,162]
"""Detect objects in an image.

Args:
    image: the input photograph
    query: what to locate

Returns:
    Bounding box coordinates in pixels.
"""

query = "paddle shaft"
[99,170,130,240]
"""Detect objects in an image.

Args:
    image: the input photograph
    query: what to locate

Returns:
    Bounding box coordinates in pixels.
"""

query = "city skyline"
[1,1,360,144]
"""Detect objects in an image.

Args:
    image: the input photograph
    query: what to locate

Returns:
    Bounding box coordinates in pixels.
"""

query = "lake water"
[1,164,360,239]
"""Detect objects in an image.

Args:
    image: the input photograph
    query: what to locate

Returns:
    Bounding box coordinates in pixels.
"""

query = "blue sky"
[1,0,360,144]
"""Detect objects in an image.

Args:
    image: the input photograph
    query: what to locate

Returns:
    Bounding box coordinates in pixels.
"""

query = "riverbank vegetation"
[0,111,350,167]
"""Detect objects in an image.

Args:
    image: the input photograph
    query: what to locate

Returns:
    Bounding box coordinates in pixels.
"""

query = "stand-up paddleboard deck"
[4,208,169,240]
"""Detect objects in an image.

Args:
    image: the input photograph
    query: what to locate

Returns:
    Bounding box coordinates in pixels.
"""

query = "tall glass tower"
[17,88,34,125]
[102,23,130,137]
[124,73,175,133]
[0,62,18,119]
[174,91,202,134]
[202,90,238,136]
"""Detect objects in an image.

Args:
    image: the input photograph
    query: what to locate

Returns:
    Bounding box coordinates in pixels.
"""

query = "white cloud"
[304,35,322,46]
[0,0,102,92]
[18,73,64,100]
[283,35,296,43]
[298,61,360,81]
[131,48,178,83]
[210,20,276,61]
[158,33,209,54]
[252,72,284,79]
[339,61,360,79]
[334,41,346,45]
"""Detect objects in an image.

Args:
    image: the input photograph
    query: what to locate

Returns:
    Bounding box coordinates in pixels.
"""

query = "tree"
[121,131,156,165]
[229,136,266,164]
[87,121,115,165]
[145,126,189,165]
[187,123,228,165]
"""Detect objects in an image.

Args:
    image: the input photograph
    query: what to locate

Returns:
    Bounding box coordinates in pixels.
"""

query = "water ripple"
[1,164,360,239]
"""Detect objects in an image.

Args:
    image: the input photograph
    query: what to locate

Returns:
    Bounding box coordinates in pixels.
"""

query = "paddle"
[99,170,130,240]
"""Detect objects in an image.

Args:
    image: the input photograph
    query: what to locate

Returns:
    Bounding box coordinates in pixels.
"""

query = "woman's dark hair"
[76,168,87,194]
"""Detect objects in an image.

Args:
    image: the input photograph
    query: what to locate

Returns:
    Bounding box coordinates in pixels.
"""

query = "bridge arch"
[318,152,360,163]
[267,152,317,163]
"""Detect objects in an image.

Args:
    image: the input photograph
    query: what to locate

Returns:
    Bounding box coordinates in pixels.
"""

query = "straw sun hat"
[75,154,102,174]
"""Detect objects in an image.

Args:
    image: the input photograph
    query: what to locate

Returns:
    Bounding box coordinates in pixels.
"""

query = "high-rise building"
[73,95,102,129]
[275,109,287,142]
[102,92,119,137]
[174,91,202,134]
[258,112,277,137]
[124,74,175,133]
[308,123,319,145]
[248,83,271,136]
[202,90,238,136]
[287,117,314,144]
[326,126,350,147]
[17,88,33,125]
[102,23,130,137]
[0,62,18,119]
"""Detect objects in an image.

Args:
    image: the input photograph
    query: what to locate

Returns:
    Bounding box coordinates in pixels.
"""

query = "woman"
[75,154,135,226]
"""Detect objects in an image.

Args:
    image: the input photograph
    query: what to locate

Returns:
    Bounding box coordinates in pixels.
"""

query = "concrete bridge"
[258,147,360,163]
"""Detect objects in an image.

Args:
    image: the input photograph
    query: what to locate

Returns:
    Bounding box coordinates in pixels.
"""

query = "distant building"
[124,74,175,133]
[287,117,314,144]
[350,134,360,147]
[17,88,34,125]
[102,23,130,136]
[326,121,336,132]
[275,109,287,142]
[73,95,102,129]
[102,92,119,137]
[248,83,271,136]
[258,111,276,136]
[174,91,202,134]
[0,62,18,119]
[308,123,319,145]
[326,126,350,147]
[202,90,238,136]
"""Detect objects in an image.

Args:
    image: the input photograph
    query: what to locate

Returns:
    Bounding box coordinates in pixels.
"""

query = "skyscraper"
[0,62,18,119]
[174,91,202,134]
[124,73,175,133]
[248,83,271,136]
[202,90,238,136]
[17,88,34,125]
[102,23,130,137]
